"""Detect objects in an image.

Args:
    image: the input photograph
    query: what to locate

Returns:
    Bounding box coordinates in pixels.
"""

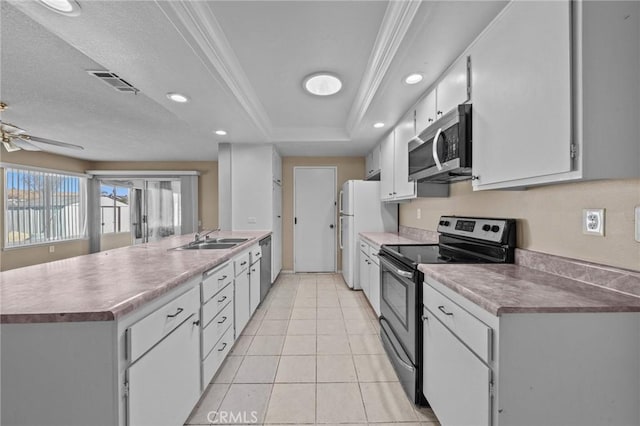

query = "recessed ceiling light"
[404,73,424,85]
[166,93,189,103]
[39,0,81,16]
[215,130,227,136]
[373,122,385,128]
[303,73,342,96]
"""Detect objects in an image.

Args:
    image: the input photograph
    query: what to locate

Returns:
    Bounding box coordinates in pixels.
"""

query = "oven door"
[379,253,416,362]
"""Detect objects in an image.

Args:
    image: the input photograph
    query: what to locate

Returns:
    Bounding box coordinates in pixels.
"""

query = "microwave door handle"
[432,128,444,170]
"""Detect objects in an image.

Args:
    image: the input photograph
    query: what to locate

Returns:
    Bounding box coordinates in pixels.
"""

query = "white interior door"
[294,167,336,272]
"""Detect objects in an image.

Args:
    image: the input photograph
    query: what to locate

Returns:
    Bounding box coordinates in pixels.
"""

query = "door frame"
[293,166,337,273]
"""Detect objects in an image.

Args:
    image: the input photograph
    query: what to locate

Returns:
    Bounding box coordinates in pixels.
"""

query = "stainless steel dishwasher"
[259,236,272,302]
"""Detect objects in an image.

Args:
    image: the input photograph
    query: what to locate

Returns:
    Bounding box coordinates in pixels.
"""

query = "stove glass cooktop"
[382,244,487,266]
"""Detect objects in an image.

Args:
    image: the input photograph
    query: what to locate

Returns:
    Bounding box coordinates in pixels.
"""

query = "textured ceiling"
[1,0,507,161]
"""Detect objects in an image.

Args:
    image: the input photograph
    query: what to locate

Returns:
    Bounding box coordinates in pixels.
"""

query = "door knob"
[329,224,334,229]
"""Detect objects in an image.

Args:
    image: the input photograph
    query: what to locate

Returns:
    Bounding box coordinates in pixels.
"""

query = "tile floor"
[185,273,440,426]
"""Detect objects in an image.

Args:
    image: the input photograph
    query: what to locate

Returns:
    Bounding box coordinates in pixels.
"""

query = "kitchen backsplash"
[400,178,640,271]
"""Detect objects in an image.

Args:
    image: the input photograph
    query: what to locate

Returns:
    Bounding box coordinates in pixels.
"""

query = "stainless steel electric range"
[378,216,517,405]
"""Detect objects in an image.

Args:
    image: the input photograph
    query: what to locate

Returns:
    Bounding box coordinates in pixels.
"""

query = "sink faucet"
[194,228,220,242]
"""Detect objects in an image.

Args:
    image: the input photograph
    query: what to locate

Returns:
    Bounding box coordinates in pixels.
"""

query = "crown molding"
[345,0,422,135]
[156,1,273,140]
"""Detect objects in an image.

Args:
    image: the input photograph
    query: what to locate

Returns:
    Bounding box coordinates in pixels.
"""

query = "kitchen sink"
[215,238,249,243]
[173,242,237,250]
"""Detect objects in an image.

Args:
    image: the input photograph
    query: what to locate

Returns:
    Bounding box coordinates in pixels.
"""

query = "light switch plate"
[635,206,640,242]
[583,208,605,236]
[417,208,421,220]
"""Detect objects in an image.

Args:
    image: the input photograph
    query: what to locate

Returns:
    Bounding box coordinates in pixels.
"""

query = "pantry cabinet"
[365,143,381,179]
[470,0,640,190]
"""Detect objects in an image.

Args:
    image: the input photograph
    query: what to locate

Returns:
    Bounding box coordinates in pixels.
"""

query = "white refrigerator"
[339,180,397,289]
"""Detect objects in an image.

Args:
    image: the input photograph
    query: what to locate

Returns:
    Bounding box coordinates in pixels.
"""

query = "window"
[4,166,87,247]
[100,184,130,234]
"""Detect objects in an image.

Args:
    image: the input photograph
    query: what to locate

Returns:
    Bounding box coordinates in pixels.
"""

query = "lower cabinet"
[249,261,261,314]
[423,307,491,426]
[359,238,381,316]
[234,262,251,337]
[127,292,201,426]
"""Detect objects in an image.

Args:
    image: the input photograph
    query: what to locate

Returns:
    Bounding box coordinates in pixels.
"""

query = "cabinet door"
[128,314,200,426]
[369,260,380,317]
[380,132,395,201]
[393,117,416,200]
[234,272,250,336]
[372,144,381,175]
[436,56,469,117]
[359,250,370,298]
[249,262,261,314]
[366,152,374,177]
[424,310,491,426]
[272,182,282,282]
[471,0,572,188]
[415,90,437,134]
[272,149,282,185]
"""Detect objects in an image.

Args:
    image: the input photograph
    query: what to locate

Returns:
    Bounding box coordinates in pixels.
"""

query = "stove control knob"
[482,224,491,232]
[491,225,500,233]
[439,220,445,226]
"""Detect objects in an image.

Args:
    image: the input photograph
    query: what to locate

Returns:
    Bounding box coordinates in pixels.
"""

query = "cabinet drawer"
[369,248,380,266]
[202,302,234,359]
[250,245,262,263]
[234,251,250,276]
[359,240,370,255]
[127,286,199,363]
[202,326,234,385]
[423,283,492,363]
[202,283,233,327]
[202,261,233,302]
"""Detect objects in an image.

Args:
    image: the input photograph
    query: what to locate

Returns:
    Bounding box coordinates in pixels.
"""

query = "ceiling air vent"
[87,70,139,94]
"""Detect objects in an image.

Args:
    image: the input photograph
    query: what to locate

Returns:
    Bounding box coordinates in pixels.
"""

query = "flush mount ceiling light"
[404,73,424,85]
[166,93,189,103]
[373,122,385,128]
[303,73,342,96]
[39,0,81,16]
[215,130,227,136]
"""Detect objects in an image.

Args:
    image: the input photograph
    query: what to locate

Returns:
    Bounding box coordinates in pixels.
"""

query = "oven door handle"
[380,317,415,373]
[379,255,414,279]
[432,127,444,171]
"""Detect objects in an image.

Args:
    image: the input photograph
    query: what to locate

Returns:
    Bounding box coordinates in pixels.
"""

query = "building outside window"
[4,166,87,248]
[100,184,130,234]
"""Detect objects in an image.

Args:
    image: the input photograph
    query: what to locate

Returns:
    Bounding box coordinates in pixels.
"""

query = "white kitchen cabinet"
[127,308,201,426]
[219,143,282,282]
[423,278,640,426]
[234,250,251,336]
[249,248,261,314]
[358,238,381,316]
[435,55,469,119]
[470,0,639,190]
[365,143,381,179]
[380,115,417,202]
[415,90,436,135]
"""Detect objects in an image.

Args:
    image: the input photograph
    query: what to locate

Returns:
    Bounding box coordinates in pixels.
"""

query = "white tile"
[317,307,342,320]
[246,335,285,356]
[213,356,244,383]
[353,354,398,382]
[275,355,316,383]
[316,355,357,382]
[282,335,316,355]
[359,382,418,423]
[263,307,292,320]
[290,308,316,320]
[229,335,253,356]
[233,356,279,383]
[185,383,229,424]
[347,334,385,355]
[217,383,272,424]
[344,319,376,335]
[287,319,316,335]
[316,383,366,424]
[264,383,315,424]
[316,335,351,355]
[256,320,289,335]
[316,319,346,335]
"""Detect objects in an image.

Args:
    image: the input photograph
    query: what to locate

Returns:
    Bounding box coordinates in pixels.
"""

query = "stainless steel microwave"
[408,104,472,183]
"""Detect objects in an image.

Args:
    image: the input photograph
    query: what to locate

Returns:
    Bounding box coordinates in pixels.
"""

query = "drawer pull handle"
[240,261,247,266]
[167,307,184,318]
[218,342,227,352]
[218,275,228,281]
[421,314,428,322]
[218,316,228,324]
[193,319,200,326]
[438,306,453,316]
[218,296,228,303]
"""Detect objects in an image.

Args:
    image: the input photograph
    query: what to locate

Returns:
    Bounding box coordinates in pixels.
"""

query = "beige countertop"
[359,232,437,247]
[0,230,271,324]
[419,262,640,316]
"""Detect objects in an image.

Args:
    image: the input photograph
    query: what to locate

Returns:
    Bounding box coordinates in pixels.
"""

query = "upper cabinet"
[415,56,469,136]
[470,0,640,190]
[380,112,417,202]
[365,143,381,179]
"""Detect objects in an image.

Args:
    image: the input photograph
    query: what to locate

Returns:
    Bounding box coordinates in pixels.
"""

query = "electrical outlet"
[248,217,257,224]
[417,208,421,220]
[635,206,640,242]
[582,208,605,236]
[49,245,55,253]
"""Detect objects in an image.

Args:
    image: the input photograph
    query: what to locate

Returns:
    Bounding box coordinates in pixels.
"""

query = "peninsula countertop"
[1,231,271,324]
[419,262,640,316]
[359,231,437,247]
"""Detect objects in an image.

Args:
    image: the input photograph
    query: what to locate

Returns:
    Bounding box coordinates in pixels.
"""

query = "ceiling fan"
[0,103,84,153]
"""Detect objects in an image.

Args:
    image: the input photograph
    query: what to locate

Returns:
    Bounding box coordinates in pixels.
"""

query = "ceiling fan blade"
[12,137,42,151]
[21,134,84,150]
[2,141,22,152]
